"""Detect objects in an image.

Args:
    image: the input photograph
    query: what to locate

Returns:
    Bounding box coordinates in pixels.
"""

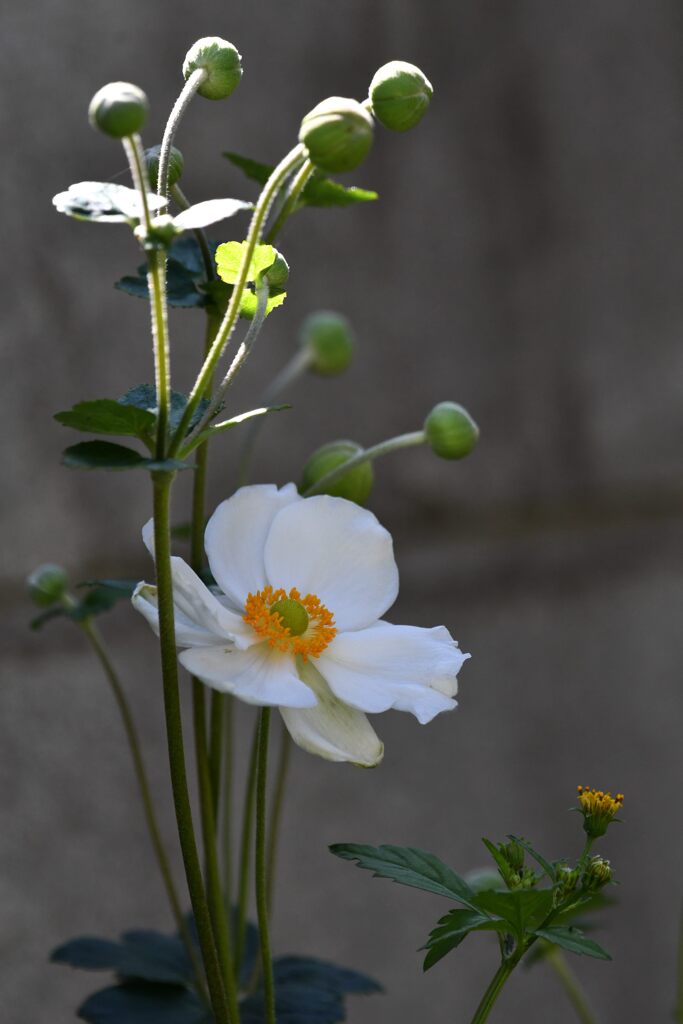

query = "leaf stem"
[152,472,230,1024]
[157,69,208,203]
[302,430,426,496]
[264,158,314,243]
[468,957,517,1024]
[545,947,599,1024]
[255,707,276,1024]
[168,144,306,455]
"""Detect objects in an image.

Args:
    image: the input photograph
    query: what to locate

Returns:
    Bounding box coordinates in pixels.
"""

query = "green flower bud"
[145,145,184,191]
[582,856,613,892]
[183,37,242,100]
[88,82,149,138]
[424,401,479,460]
[299,97,374,174]
[300,311,355,376]
[554,864,580,903]
[369,61,433,132]
[499,839,525,873]
[261,250,289,289]
[27,564,68,607]
[301,441,373,505]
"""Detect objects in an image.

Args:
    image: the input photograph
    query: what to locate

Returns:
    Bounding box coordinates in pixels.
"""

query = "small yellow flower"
[576,785,624,838]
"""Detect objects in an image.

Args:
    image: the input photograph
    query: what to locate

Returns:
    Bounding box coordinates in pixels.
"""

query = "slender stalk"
[168,144,306,455]
[209,692,225,821]
[469,958,517,1024]
[171,183,216,282]
[255,708,276,1024]
[545,947,599,1024]
[264,158,314,243]
[157,69,208,203]
[221,696,234,897]
[152,473,230,1024]
[235,723,259,980]
[266,728,291,913]
[193,681,240,1024]
[78,619,203,979]
[123,133,153,230]
[302,430,426,497]
[237,346,312,487]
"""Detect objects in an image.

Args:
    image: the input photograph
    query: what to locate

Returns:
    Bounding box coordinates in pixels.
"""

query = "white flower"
[132,484,469,766]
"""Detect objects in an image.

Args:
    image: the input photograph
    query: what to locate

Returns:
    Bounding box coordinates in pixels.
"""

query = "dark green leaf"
[224,152,378,208]
[78,982,209,1024]
[52,937,123,970]
[52,931,192,987]
[421,909,502,970]
[181,405,289,456]
[116,260,207,308]
[242,955,381,1024]
[62,441,185,472]
[533,926,611,960]
[481,838,515,885]
[30,606,68,631]
[507,835,557,882]
[329,843,478,909]
[119,386,210,436]
[54,400,155,441]
[471,889,555,939]
[273,957,382,995]
[78,579,139,597]
[53,182,164,224]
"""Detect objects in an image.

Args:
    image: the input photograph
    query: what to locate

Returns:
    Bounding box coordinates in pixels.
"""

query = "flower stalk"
[255,707,276,1024]
[157,69,208,204]
[302,430,426,496]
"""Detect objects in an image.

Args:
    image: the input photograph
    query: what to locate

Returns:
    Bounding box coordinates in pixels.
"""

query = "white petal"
[264,496,399,632]
[179,643,317,708]
[132,582,225,647]
[318,622,468,723]
[204,484,301,607]
[280,660,384,766]
[168,557,254,648]
[142,518,155,558]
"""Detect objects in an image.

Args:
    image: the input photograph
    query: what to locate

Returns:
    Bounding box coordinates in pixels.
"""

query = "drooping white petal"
[142,518,156,558]
[264,496,399,632]
[204,484,301,608]
[318,622,468,724]
[132,583,224,647]
[179,643,317,708]
[279,660,384,766]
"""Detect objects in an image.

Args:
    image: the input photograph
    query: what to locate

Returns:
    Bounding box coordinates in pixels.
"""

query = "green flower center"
[269,597,309,636]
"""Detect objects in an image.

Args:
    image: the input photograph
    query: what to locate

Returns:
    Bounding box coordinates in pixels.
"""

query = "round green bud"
[424,401,479,460]
[369,61,433,132]
[145,145,184,191]
[582,856,613,891]
[300,311,355,376]
[301,441,374,505]
[183,37,242,100]
[261,250,289,289]
[299,97,374,174]
[27,563,68,607]
[88,82,149,138]
[270,598,309,636]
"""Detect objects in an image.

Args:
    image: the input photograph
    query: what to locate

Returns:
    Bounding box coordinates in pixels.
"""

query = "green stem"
[123,133,153,231]
[168,144,306,456]
[469,958,517,1024]
[235,722,259,980]
[546,947,599,1024]
[302,430,426,497]
[148,251,171,456]
[193,681,240,1024]
[255,708,276,1024]
[264,158,314,243]
[266,727,291,914]
[221,696,234,897]
[171,183,216,282]
[157,69,208,203]
[78,618,204,987]
[152,473,230,1024]
[209,692,225,822]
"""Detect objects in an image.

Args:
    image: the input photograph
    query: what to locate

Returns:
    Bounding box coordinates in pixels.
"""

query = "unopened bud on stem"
[299,97,374,173]
[301,441,374,505]
[88,82,149,138]
[369,61,433,132]
[424,401,479,460]
[145,145,184,191]
[300,311,355,376]
[183,37,242,100]
[27,564,69,607]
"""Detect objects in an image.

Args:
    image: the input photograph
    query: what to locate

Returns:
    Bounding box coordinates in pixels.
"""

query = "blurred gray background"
[2,1,683,1021]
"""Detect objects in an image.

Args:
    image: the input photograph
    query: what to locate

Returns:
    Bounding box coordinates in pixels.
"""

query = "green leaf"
[52,931,193,986]
[53,182,164,224]
[119,385,210,435]
[181,405,289,456]
[215,241,277,285]
[54,400,155,441]
[481,838,515,885]
[224,151,378,207]
[507,835,557,882]
[239,288,286,320]
[533,926,611,960]
[116,259,206,308]
[62,441,185,472]
[78,983,209,1024]
[471,889,555,939]
[421,909,505,970]
[329,843,478,909]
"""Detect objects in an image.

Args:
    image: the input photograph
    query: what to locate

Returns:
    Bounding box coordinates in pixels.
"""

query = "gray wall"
[3,1,683,1021]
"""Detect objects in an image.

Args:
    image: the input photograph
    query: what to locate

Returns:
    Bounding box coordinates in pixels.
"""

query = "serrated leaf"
[173,198,251,230]
[62,441,185,472]
[78,982,209,1024]
[507,835,557,882]
[119,386,209,436]
[224,152,378,208]
[330,843,478,909]
[471,889,555,939]
[481,838,515,885]
[54,400,156,441]
[421,909,498,970]
[239,288,286,320]
[53,182,165,224]
[215,241,277,285]
[533,926,611,960]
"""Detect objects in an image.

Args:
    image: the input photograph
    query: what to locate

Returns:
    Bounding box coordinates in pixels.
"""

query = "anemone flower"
[133,484,469,766]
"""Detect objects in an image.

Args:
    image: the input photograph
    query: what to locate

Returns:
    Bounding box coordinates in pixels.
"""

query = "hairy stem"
[469,958,517,1024]
[255,708,276,1024]
[264,158,314,243]
[157,69,207,203]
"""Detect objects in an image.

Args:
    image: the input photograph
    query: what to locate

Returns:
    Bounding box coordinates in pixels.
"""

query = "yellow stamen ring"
[577,785,624,817]
[243,585,336,659]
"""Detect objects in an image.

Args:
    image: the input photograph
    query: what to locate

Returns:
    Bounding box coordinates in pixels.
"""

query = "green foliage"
[532,927,611,960]
[119,385,210,436]
[181,405,289,456]
[422,910,504,971]
[55,400,156,443]
[225,152,378,207]
[30,580,137,631]
[61,440,185,472]
[53,182,164,224]
[471,889,555,940]
[507,834,558,883]
[214,241,277,284]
